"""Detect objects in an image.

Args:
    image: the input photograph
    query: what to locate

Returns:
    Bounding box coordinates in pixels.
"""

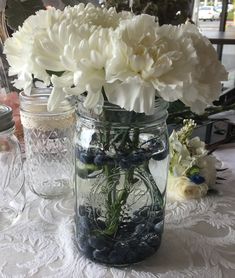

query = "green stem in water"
[103,126,140,236]
[104,185,130,236]
[100,108,142,236]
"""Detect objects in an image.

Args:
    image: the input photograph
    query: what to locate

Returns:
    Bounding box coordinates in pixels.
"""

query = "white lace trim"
[20,111,75,131]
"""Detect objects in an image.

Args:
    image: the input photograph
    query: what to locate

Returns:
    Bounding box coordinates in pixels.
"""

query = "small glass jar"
[0,104,25,229]
[20,89,75,199]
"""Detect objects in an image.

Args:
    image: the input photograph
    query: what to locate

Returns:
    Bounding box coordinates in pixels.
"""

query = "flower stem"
[100,110,141,237]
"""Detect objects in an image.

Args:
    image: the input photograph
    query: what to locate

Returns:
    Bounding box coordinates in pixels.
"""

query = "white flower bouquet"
[168,119,219,200]
[4,3,228,115]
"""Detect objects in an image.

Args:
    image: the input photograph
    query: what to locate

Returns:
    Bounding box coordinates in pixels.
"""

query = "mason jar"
[20,89,75,199]
[74,97,169,266]
[0,104,25,229]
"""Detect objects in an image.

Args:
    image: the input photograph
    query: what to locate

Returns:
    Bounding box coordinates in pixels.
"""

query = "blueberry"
[153,215,164,225]
[148,140,162,151]
[117,222,136,235]
[77,237,93,257]
[137,242,155,258]
[134,224,146,235]
[94,153,114,166]
[129,149,147,165]
[109,250,125,264]
[132,215,144,224]
[96,219,106,230]
[152,149,168,161]
[125,250,138,263]
[189,174,205,184]
[114,241,130,254]
[115,152,131,169]
[142,233,161,248]
[112,242,130,262]
[93,247,110,262]
[119,157,132,169]
[77,216,90,234]
[94,155,104,166]
[78,149,95,164]
[127,238,139,248]
[154,220,164,234]
[134,206,150,217]
[88,235,111,250]
[78,205,93,217]
[78,205,86,216]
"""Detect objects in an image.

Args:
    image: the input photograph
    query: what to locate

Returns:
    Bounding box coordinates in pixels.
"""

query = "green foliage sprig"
[104,0,194,25]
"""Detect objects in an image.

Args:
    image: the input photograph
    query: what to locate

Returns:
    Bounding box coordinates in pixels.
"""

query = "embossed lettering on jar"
[75,97,169,266]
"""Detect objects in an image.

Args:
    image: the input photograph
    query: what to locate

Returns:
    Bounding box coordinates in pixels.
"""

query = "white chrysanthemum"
[63,3,132,29]
[176,23,228,113]
[5,3,133,110]
[33,21,113,110]
[105,15,199,114]
[4,8,63,94]
[4,3,132,98]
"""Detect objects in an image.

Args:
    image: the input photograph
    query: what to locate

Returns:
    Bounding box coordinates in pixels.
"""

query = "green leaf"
[5,0,44,30]
[61,0,84,6]
[46,70,65,77]
[186,166,200,177]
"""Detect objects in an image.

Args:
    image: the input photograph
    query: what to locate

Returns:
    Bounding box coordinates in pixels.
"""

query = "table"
[0,145,235,278]
[202,30,235,45]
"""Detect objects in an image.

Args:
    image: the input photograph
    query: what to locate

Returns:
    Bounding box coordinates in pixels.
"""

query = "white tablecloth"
[0,144,235,278]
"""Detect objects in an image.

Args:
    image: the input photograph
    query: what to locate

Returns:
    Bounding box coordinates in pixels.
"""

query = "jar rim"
[20,89,74,115]
[77,94,168,112]
[76,95,168,127]
[0,104,15,132]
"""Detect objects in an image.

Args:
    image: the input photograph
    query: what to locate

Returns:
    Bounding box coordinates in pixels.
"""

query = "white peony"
[168,174,208,200]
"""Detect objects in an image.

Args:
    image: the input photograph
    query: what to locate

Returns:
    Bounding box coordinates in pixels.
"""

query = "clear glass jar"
[0,104,25,229]
[75,97,169,266]
[20,89,75,199]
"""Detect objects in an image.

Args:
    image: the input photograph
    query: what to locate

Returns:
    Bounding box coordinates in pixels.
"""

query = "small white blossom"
[168,120,218,200]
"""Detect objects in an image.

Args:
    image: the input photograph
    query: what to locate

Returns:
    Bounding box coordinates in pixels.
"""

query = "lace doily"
[0,146,235,278]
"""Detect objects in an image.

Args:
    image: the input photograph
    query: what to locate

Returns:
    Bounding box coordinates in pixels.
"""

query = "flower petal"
[105,77,155,114]
[47,87,65,111]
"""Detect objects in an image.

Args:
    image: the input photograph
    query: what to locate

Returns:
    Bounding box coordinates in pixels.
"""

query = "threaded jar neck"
[76,96,168,128]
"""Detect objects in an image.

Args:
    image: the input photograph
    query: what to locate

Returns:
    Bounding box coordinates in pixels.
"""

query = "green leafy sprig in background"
[4,0,194,31]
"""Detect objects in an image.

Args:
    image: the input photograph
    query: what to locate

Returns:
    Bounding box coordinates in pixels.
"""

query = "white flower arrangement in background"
[4,3,228,115]
[168,119,218,200]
